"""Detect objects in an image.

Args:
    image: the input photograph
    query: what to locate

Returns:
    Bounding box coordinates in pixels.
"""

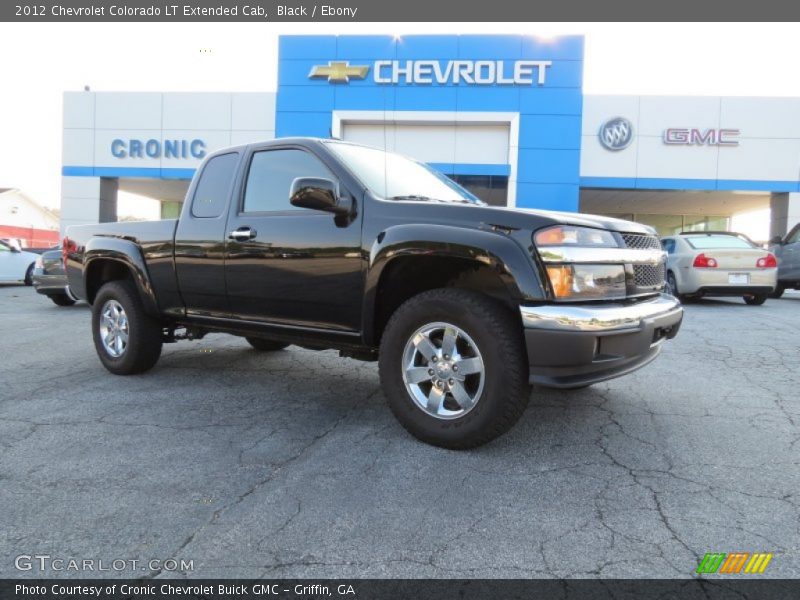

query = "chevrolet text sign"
[309,60,552,85]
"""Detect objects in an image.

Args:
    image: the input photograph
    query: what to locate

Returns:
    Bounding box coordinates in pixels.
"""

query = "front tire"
[379,289,530,450]
[770,284,785,299]
[744,294,767,306]
[48,293,76,307]
[246,337,289,352]
[24,263,34,286]
[92,280,162,375]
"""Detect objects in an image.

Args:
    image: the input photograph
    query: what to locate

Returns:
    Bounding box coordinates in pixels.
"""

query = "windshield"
[325,141,482,204]
[684,235,756,250]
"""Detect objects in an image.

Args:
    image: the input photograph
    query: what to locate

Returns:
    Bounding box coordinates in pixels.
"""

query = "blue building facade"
[276,34,584,211]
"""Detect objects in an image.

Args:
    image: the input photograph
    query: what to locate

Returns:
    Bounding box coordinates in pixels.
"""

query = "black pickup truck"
[65,137,683,448]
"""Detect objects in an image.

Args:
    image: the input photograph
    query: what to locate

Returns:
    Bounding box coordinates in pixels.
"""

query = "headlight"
[34,256,43,269]
[545,264,626,300]
[534,225,619,248]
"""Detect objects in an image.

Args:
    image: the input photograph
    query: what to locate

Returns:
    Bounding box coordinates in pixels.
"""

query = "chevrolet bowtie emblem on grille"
[308,61,370,83]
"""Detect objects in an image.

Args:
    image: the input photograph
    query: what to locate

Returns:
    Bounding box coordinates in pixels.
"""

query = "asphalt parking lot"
[2,285,799,579]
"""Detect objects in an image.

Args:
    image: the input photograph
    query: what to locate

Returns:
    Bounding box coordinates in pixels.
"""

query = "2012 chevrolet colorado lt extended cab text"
[65,138,683,448]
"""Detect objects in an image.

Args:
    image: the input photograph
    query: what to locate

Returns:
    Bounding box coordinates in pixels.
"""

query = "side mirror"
[9,245,20,253]
[769,235,784,245]
[290,177,349,215]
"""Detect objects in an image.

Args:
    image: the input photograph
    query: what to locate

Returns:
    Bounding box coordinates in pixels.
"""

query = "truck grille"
[633,263,666,288]
[621,233,662,250]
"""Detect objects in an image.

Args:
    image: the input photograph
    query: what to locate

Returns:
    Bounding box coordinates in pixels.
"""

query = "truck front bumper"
[520,293,683,389]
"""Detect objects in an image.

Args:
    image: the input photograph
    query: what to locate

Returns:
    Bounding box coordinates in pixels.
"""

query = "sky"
[0,22,798,223]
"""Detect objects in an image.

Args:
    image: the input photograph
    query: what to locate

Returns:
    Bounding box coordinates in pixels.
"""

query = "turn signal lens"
[534,225,618,248]
[756,254,777,268]
[693,253,718,268]
[546,265,574,298]
[545,264,626,300]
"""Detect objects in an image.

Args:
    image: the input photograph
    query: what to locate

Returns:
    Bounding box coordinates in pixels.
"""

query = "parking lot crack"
[148,386,381,578]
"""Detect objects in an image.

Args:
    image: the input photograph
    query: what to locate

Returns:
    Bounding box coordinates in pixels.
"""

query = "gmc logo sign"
[663,128,740,146]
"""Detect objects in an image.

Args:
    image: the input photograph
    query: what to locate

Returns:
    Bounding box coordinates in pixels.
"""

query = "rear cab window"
[684,235,755,250]
[191,152,240,218]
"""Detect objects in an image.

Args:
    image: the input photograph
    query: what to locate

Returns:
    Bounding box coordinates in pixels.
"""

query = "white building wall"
[581,95,800,186]
[61,91,277,229]
[64,91,277,172]
[61,177,108,237]
[341,122,510,165]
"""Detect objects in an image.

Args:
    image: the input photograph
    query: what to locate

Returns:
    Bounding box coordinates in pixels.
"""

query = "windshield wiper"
[446,198,484,205]
[388,195,435,201]
[388,195,484,205]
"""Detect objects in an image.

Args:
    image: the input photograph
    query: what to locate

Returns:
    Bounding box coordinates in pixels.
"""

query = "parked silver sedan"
[661,232,777,305]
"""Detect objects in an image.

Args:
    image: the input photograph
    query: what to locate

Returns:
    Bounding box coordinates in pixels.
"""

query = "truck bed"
[65,219,180,311]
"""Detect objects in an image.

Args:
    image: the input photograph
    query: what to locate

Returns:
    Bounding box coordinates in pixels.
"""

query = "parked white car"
[661,232,777,305]
[0,239,38,285]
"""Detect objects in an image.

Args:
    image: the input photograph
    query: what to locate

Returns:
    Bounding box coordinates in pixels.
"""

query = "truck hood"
[402,201,658,235]
[488,206,655,234]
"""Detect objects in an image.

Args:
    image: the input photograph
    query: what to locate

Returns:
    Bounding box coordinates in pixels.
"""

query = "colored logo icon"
[696,552,773,574]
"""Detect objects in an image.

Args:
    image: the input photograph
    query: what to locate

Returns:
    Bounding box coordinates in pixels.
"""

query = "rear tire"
[246,337,289,352]
[92,280,162,375]
[744,294,767,306]
[770,284,785,299]
[48,293,76,307]
[379,288,530,450]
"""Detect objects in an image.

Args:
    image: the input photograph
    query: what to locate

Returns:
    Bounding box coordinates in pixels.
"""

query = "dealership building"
[60,34,800,239]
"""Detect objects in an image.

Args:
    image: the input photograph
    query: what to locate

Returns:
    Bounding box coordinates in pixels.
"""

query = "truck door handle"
[228,227,257,241]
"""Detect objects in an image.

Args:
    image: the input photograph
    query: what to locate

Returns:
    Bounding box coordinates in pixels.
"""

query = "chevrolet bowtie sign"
[308,62,370,83]
[308,60,552,85]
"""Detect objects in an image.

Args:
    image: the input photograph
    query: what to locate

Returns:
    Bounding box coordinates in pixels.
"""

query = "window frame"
[189,151,241,219]
[238,146,339,217]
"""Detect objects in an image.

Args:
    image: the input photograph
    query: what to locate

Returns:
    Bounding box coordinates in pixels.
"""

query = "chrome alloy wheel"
[99,299,129,358]
[401,322,485,420]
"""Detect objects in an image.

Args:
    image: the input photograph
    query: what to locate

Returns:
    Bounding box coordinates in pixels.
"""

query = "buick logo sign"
[599,117,634,151]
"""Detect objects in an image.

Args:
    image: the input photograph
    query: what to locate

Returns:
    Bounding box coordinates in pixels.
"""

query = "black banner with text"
[2,0,800,22]
[3,579,800,600]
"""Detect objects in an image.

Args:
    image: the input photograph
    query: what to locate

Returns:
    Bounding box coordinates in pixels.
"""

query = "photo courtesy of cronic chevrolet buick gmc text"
[64,138,683,449]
